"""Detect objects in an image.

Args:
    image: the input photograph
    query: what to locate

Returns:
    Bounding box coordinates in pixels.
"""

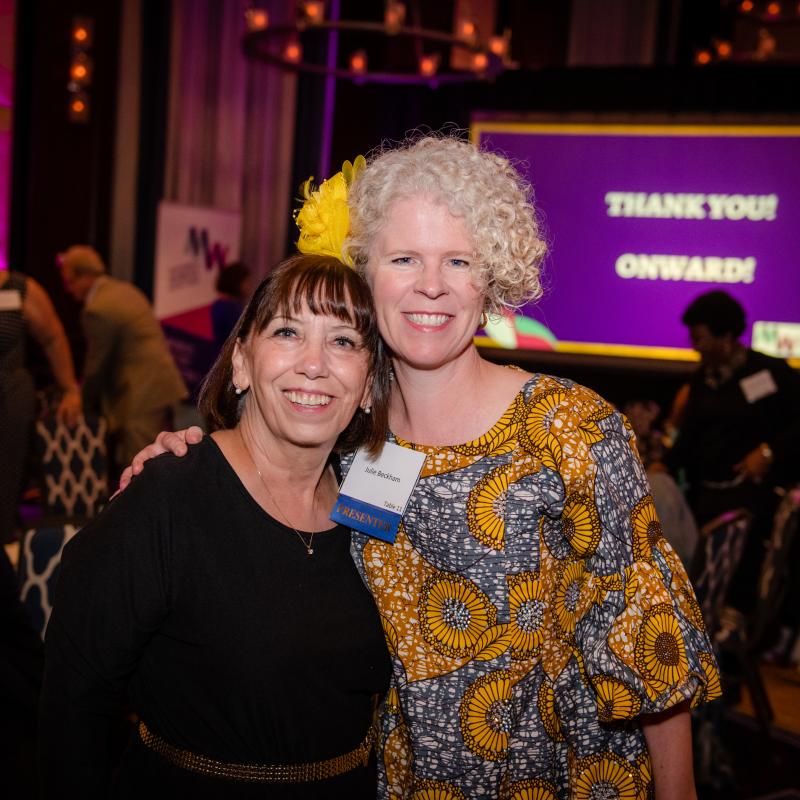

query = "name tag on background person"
[331,443,426,543]
[739,369,778,403]
[0,290,23,311]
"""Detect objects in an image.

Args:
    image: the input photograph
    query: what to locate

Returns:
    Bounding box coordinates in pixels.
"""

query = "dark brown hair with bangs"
[199,254,390,455]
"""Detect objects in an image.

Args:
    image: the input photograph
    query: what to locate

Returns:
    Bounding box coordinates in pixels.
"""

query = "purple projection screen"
[472,122,800,362]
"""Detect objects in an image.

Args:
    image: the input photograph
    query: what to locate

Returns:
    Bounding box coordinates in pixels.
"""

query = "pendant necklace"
[241,434,318,556]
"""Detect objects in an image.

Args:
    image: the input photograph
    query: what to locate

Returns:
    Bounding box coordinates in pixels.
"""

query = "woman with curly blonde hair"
[344,136,545,314]
[124,134,718,799]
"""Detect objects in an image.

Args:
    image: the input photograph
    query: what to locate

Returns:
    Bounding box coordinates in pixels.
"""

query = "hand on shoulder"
[116,426,205,493]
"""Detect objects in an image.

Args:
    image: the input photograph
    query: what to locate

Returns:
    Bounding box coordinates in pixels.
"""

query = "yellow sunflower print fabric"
[347,375,720,798]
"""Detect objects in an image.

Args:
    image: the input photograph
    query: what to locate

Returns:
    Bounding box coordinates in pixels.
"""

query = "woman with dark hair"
[40,254,392,798]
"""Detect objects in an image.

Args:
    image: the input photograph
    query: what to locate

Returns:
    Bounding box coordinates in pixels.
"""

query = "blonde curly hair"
[344,135,546,313]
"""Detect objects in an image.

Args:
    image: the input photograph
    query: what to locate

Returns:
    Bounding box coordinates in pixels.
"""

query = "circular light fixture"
[242,9,506,86]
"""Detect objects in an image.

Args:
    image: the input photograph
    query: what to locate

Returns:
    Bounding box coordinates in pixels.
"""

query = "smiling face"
[366,195,485,372]
[232,302,371,452]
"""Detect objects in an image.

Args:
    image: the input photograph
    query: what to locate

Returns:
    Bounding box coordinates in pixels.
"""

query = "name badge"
[330,442,426,543]
[739,369,778,403]
[0,290,23,311]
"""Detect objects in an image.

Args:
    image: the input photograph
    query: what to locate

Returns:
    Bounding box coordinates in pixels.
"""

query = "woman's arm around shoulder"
[117,426,205,491]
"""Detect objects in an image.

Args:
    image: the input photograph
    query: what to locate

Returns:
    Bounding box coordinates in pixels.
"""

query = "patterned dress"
[349,374,721,799]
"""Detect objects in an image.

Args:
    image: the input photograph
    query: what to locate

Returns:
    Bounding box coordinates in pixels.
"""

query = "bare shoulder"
[22,275,46,304]
[21,276,57,326]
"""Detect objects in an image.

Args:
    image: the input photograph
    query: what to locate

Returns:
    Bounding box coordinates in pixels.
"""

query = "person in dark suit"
[58,246,188,472]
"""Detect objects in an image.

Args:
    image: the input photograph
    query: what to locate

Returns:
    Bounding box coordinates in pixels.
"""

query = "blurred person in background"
[212,261,251,353]
[667,290,800,627]
[0,269,81,543]
[58,246,188,475]
[668,290,800,526]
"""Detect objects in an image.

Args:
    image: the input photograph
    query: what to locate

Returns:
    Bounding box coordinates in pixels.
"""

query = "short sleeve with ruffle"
[537,384,721,725]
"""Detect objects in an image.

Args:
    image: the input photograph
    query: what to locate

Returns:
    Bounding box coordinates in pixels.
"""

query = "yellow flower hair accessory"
[295,155,366,265]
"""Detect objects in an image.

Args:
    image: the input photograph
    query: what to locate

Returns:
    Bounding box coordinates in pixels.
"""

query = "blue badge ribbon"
[330,494,401,543]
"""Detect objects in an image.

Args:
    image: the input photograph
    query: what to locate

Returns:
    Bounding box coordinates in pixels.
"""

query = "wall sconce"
[68,16,93,123]
[68,92,90,122]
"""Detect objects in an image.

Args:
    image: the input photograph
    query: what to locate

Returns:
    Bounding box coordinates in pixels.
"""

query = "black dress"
[41,437,391,799]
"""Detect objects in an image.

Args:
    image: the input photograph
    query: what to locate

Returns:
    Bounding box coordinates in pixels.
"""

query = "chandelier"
[242,1,513,86]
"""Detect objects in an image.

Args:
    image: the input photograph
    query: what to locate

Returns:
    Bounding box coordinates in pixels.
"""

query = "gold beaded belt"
[138,720,376,783]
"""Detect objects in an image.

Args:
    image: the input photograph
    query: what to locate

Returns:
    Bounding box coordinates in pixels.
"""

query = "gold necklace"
[240,433,319,556]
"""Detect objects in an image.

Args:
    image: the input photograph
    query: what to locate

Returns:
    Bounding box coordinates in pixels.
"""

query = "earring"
[363,405,372,415]
[234,384,243,396]
[480,311,489,328]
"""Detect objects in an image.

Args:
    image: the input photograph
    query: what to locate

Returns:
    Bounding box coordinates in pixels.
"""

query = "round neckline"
[206,435,343,539]
[392,373,541,452]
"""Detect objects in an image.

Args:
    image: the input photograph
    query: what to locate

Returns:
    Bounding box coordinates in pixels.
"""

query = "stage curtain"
[164,0,297,278]
[568,0,659,66]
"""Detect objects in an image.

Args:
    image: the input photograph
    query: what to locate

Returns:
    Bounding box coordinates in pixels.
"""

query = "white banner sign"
[154,201,241,319]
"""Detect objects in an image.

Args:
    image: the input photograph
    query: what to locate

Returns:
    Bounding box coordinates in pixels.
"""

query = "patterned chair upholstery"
[691,509,752,788]
[34,415,108,519]
[17,523,80,638]
[717,486,800,733]
[692,508,752,640]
